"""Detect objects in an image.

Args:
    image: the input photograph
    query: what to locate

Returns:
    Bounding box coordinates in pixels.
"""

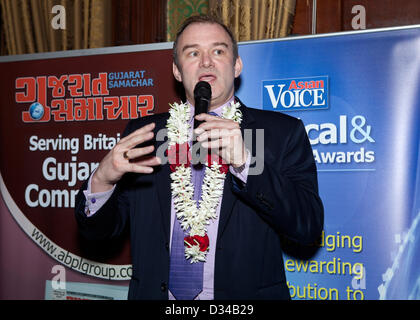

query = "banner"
[237,26,420,300]
[1,26,419,299]
[0,46,179,284]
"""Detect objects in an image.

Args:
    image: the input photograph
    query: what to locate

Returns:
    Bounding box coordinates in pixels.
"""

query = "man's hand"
[194,113,247,168]
[91,122,161,193]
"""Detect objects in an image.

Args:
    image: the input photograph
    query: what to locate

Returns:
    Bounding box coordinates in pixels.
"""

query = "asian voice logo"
[262,76,329,111]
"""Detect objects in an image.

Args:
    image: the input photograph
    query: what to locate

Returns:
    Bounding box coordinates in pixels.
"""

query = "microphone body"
[192,81,211,165]
[193,81,212,129]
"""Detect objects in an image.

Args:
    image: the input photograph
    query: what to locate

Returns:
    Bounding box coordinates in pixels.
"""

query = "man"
[75,15,323,300]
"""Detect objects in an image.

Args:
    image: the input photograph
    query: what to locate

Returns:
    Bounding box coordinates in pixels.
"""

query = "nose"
[200,51,214,68]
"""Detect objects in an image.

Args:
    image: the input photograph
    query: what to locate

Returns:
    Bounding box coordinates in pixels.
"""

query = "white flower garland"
[167,100,242,263]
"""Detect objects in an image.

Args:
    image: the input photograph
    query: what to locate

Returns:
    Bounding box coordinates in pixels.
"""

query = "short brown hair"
[172,15,239,68]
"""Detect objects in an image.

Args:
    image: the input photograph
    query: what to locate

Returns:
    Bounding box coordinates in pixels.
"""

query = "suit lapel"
[217,99,256,242]
[156,161,172,242]
[153,118,172,243]
[216,173,237,242]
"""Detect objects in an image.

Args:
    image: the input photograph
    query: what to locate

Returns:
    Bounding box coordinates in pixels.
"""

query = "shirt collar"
[187,96,235,124]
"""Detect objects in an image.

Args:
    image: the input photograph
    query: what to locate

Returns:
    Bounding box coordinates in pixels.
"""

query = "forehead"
[177,22,233,49]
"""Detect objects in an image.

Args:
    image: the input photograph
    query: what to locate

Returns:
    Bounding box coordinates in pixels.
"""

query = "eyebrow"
[181,42,229,53]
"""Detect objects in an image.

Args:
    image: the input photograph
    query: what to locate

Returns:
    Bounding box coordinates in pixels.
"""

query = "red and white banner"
[0,45,178,297]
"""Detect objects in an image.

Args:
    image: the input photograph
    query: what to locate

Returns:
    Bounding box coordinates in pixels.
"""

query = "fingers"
[121,144,162,174]
[200,138,228,149]
[194,113,239,139]
[115,121,157,164]
[193,114,244,165]
[194,116,238,135]
[196,127,241,143]
[127,156,162,174]
[119,122,156,149]
[123,145,155,161]
[200,133,244,150]
[194,113,217,121]
[92,123,159,190]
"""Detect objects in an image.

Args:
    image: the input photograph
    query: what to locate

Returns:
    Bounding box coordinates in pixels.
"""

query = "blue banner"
[237,27,420,300]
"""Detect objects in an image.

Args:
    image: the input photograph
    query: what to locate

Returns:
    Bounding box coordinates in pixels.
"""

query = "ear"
[234,56,243,78]
[172,62,183,82]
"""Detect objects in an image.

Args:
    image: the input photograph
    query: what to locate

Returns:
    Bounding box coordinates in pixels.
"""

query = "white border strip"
[239,24,420,46]
[0,41,173,62]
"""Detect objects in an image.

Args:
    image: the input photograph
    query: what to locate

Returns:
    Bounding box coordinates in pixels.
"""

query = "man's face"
[173,22,243,110]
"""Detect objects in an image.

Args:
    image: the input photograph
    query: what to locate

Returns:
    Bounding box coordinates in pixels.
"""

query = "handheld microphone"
[192,81,211,165]
[193,81,212,129]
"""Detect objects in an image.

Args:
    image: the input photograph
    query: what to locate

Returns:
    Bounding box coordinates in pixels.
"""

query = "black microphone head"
[193,81,212,129]
[194,81,212,101]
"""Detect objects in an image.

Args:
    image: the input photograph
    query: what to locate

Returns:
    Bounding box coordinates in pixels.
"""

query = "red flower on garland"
[167,142,191,172]
[207,152,229,174]
[184,234,209,252]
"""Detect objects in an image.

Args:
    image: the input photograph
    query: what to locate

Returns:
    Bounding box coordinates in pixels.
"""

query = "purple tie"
[168,164,205,300]
[168,111,217,300]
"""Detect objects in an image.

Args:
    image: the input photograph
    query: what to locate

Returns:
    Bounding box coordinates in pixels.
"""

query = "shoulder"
[241,103,302,131]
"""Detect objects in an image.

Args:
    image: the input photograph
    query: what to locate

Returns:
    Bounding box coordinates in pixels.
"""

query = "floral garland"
[166,100,242,263]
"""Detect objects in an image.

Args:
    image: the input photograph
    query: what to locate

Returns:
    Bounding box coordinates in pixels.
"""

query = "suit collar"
[235,96,255,128]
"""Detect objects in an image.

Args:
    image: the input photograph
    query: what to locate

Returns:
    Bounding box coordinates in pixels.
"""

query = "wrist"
[91,169,115,193]
[232,148,249,170]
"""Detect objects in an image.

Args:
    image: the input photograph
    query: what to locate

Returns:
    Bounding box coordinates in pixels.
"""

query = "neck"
[188,95,234,111]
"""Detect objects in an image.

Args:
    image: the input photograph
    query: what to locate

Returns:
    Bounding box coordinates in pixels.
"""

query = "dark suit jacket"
[75,99,324,300]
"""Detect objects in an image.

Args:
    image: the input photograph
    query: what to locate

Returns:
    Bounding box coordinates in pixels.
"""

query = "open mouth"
[198,74,217,83]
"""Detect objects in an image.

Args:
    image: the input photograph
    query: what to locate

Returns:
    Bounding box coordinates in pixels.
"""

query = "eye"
[188,50,199,58]
[214,48,224,55]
